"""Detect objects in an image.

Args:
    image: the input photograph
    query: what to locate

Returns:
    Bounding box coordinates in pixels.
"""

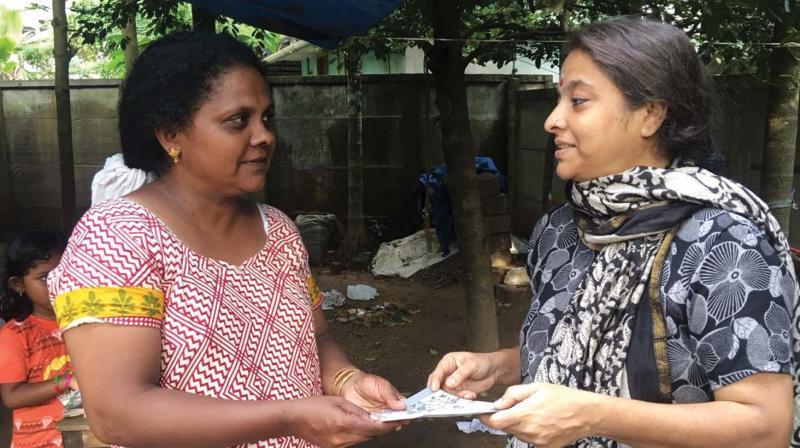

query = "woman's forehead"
[559,51,615,94]
[203,67,271,109]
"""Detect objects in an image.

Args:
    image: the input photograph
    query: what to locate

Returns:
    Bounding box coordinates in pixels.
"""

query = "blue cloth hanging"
[417,156,507,255]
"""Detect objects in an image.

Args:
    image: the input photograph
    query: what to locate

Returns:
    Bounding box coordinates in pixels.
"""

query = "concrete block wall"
[1,80,121,238]
[0,74,550,242]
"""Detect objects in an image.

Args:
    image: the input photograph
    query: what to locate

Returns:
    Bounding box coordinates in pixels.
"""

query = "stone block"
[72,118,120,165]
[512,197,544,237]
[273,117,347,169]
[271,84,347,116]
[503,267,530,286]
[494,284,532,303]
[70,88,120,119]
[362,117,403,167]
[10,206,61,234]
[478,172,500,197]
[471,119,505,166]
[515,150,545,201]
[490,250,512,268]
[466,84,503,119]
[6,118,58,164]
[487,232,510,254]
[484,214,511,234]
[75,164,102,208]
[2,89,56,119]
[10,163,60,208]
[517,98,551,149]
[492,266,510,284]
[362,83,418,116]
[481,193,508,216]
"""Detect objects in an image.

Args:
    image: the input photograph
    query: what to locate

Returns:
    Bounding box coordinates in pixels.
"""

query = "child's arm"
[1,376,76,409]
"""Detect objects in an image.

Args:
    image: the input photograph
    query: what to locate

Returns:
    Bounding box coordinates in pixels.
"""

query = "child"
[0,230,80,448]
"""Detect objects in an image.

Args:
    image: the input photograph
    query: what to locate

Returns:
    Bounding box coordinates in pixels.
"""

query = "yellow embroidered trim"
[54,287,165,329]
[305,275,323,308]
[648,227,678,402]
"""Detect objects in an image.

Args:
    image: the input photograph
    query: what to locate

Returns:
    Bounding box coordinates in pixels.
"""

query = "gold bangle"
[333,368,358,395]
[335,371,359,396]
[331,367,362,396]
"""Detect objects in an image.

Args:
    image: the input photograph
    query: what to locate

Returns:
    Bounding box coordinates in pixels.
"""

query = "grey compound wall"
[0,74,549,241]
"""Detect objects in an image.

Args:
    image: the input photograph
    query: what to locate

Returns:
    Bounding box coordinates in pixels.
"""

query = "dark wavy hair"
[118,31,267,176]
[0,230,66,322]
[568,16,717,169]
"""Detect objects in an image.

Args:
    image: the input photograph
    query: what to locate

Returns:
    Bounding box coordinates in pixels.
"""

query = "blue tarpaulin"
[184,0,402,48]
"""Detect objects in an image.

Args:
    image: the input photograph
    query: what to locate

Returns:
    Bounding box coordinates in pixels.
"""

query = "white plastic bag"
[321,289,346,310]
[91,153,155,205]
[346,284,379,301]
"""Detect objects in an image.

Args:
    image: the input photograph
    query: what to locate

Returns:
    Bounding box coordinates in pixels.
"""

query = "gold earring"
[168,147,181,164]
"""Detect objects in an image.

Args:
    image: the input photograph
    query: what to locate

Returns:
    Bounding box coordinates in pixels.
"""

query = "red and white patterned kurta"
[49,198,322,448]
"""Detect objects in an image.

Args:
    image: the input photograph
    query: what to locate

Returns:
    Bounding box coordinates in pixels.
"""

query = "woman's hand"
[287,395,401,448]
[427,351,502,399]
[339,372,405,412]
[480,383,601,448]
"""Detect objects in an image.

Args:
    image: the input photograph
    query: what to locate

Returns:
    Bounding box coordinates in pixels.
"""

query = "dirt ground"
[315,258,531,448]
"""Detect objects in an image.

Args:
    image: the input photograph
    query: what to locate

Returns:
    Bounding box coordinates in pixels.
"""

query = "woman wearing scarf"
[428,16,798,448]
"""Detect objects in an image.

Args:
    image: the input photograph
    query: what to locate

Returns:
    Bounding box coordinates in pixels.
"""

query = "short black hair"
[118,31,267,176]
[0,230,66,322]
[568,16,716,169]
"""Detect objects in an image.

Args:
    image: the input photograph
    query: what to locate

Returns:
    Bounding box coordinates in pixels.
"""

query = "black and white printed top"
[521,204,794,402]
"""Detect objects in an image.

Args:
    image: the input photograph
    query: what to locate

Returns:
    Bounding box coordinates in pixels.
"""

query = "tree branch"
[465,19,529,36]
[461,28,565,68]
[463,43,494,68]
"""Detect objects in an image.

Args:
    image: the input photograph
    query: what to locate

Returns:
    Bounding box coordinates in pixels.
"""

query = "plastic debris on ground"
[321,289,346,310]
[370,229,458,279]
[334,302,420,327]
[510,234,529,255]
[346,284,379,301]
[503,267,530,286]
[456,418,506,435]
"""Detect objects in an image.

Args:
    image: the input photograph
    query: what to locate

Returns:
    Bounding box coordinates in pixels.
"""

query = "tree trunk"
[52,0,75,232]
[123,9,138,73]
[191,5,215,32]
[431,0,499,352]
[339,50,368,258]
[761,26,800,233]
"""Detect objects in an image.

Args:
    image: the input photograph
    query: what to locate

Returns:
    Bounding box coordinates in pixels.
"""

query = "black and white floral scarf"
[526,164,800,448]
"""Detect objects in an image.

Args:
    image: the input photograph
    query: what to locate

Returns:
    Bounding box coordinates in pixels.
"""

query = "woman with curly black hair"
[429,16,797,448]
[49,31,404,448]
